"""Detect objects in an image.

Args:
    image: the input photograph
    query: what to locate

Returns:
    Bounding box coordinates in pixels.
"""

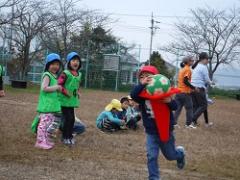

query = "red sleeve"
[58,73,69,96]
[58,73,66,85]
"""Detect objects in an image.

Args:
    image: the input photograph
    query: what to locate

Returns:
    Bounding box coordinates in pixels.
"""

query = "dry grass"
[0,89,240,180]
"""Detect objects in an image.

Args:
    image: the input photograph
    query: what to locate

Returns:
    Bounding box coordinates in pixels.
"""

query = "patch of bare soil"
[0,90,239,180]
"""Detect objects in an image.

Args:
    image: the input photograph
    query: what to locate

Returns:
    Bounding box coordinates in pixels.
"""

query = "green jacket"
[59,70,81,107]
[37,72,61,113]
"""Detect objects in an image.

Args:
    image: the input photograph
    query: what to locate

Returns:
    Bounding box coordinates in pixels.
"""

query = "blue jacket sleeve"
[130,84,146,104]
[167,99,178,111]
[106,112,123,126]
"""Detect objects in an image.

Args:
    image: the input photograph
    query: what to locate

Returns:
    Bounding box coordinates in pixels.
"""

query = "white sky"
[81,0,240,64]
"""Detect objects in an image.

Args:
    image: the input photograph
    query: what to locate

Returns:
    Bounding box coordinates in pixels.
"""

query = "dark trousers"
[127,115,141,130]
[174,93,193,125]
[61,107,75,139]
[191,89,208,124]
[203,109,209,124]
[101,119,120,132]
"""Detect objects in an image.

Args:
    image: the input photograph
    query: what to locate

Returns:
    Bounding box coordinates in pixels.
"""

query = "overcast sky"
[81,0,240,63]
[80,0,240,87]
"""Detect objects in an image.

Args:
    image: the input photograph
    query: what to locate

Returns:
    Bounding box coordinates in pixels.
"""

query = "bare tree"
[39,0,89,59]
[0,0,21,26]
[39,0,112,60]
[163,7,240,80]
[1,0,54,80]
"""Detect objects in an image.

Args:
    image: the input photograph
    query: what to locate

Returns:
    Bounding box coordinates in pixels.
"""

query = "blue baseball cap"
[66,52,80,62]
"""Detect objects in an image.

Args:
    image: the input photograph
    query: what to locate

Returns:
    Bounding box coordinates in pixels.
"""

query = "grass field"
[0,87,240,180]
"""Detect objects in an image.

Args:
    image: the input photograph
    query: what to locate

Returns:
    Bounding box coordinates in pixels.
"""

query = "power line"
[108,12,191,19]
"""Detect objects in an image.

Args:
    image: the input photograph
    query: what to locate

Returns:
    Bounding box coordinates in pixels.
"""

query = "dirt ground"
[0,89,240,180]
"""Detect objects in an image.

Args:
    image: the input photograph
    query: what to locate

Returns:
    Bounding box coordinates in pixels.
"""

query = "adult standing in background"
[191,52,213,126]
[174,56,196,129]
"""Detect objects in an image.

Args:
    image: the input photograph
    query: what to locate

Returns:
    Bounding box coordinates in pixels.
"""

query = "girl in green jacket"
[58,52,82,145]
[35,53,62,150]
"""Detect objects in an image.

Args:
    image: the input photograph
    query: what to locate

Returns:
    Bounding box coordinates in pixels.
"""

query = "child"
[130,65,185,180]
[0,64,5,97]
[58,52,82,145]
[96,99,125,132]
[117,96,129,121]
[35,53,62,149]
[59,116,86,136]
[126,95,141,130]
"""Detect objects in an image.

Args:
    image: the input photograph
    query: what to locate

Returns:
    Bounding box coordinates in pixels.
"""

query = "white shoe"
[185,124,197,129]
[207,98,214,105]
[205,122,213,127]
[174,124,181,128]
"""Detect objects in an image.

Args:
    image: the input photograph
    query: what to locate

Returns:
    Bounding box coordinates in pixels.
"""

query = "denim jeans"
[73,121,86,134]
[174,93,193,125]
[146,132,183,180]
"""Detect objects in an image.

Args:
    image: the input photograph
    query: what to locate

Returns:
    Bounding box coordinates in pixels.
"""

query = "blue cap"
[66,52,80,62]
[46,53,61,64]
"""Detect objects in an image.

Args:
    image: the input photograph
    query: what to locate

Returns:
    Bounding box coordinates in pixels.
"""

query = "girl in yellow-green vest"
[35,53,63,150]
[58,52,82,145]
[0,64,5,97]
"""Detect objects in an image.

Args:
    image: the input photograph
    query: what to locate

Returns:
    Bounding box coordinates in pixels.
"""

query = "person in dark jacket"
[130,65,185,180]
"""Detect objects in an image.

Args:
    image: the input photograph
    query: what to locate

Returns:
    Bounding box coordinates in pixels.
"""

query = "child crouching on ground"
[125,95,141,130]
[130,65,185,180]
[96,99,125,132]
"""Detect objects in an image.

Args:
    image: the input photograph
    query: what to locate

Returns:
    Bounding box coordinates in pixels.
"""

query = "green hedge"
[209,88,240,99]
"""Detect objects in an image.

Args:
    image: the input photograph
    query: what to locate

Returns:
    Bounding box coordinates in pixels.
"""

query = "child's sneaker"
[174,124,181,128]
[120,125,128,130]
[35,142,53,150]
[176,146,185,169]
[70,138,76,145]
[185,124,197,129]
[62,138,71,145]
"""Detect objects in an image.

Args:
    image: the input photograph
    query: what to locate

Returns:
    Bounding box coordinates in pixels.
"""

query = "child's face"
[121,101,129,109]
[129,99,135,107]
[70,58,80,71]
[139,72,153,85]
[111,108,118,113]
[49,61,60,74]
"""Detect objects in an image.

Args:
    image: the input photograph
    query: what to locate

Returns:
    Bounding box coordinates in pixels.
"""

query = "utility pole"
[149,12,160,65]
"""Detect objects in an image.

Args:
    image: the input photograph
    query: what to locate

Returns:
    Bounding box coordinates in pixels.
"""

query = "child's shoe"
[70,138,76,145]
[62,138,71,145]
[176,146,185,169]
[185,124,197,129]
[35,142,53,150]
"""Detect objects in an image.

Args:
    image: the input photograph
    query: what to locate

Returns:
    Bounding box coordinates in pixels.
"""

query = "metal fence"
[2,51,239,91]
[0,51,140,91]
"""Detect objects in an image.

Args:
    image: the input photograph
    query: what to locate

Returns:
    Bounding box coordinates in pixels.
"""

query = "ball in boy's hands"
[146,74,171,95]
